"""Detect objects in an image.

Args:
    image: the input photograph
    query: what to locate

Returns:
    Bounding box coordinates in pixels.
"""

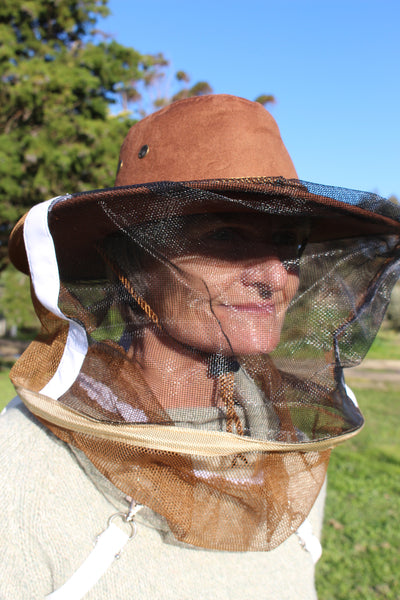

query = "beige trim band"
[17,386,363,456]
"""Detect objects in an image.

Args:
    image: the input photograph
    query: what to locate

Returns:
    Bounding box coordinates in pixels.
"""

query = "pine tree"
[0,0,176,269]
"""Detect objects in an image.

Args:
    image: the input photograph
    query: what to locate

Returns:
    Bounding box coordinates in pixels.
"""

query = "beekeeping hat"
[9,94,400,280]
[8,94,400,552]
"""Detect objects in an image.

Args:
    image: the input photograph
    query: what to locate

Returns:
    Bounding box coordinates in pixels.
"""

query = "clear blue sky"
[98,0,399,199]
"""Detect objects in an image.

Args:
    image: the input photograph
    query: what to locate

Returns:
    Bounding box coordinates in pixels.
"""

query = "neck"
[133,328,219,409]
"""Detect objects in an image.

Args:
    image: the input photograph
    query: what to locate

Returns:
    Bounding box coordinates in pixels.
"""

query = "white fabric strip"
[45,523,131,600]
[296,519,322,564]
[345,384,358,407]
[23,198,88,399]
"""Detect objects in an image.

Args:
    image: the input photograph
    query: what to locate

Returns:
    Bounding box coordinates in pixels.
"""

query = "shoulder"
[1,396,60,461]
[0,398,113,598]
[0,396,116,511]
[0,397,76,476]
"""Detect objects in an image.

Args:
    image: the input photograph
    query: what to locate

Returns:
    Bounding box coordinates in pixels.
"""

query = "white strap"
[46,522,132,600]
[296,519,322,564]
[23,198,88,400]
[345,383,358,407]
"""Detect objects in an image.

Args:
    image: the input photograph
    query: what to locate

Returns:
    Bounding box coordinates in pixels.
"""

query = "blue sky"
[98,0,399,199]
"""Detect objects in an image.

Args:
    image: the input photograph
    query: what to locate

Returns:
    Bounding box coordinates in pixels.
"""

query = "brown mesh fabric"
[10,178,400,551]
[36,415,330,551]
[10,287,69,392]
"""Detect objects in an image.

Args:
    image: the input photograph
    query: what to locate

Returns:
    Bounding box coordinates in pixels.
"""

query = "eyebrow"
[183,214,307,236]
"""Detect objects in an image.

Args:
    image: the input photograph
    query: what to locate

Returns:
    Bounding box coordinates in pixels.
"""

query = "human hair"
[101,230,157,331]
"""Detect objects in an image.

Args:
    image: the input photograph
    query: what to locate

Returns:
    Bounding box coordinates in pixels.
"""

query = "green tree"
[254,94,276,107]
[0,0,213,273]
[0,1,276,332]
[0,264,38,333]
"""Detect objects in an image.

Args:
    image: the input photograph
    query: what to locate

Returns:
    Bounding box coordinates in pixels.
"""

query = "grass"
[365,326,400,360]
[1,330,399,598]
[0,368,16,411]
[315,381,400,600]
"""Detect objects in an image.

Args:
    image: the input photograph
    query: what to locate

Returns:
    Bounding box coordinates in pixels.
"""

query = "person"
[1,94,400,599]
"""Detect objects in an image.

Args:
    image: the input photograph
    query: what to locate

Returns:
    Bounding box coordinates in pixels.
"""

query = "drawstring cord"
[96,244,160,328]
[219,371,243,435]
[218,368,248,466]
[208,354,245,440]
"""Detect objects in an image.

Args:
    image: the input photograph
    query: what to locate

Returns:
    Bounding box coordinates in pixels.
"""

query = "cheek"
[145,265,209,325]
[144,265,228,347]
[152,262,232,322]
[284,271,300,302]
[178,262,244,307]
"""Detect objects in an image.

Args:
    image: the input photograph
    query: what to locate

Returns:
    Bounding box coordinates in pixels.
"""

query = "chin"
[202,332,281,356]
[228,338,280,356]
[216,320,283,356]
[166,315,283,357]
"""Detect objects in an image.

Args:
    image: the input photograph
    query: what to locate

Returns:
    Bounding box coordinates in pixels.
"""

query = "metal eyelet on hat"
[138,144,149,159]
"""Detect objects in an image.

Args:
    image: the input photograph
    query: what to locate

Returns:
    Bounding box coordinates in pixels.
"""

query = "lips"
[219,303,275,315]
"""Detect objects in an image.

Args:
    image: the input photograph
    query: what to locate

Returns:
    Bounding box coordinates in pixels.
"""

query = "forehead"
[138,212,304,236]
[189,212,301,230]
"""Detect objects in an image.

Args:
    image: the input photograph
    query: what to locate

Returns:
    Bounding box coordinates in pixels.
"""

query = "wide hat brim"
[9,176,400,281]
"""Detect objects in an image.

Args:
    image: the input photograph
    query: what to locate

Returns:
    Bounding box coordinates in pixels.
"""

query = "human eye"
[206,227,238,242]
[197,226,245,259]
[271,230,298,246]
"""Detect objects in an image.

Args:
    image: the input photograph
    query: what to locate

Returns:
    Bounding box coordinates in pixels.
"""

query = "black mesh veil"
[10,178,400,551]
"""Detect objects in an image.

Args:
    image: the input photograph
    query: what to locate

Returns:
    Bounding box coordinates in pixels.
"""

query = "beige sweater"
[0,398,325,599]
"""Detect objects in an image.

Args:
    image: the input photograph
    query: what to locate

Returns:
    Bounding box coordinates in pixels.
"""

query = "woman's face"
[135,213,305,356]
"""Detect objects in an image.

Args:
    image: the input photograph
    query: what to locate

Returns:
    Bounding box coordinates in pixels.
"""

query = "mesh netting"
[11,178,400,551]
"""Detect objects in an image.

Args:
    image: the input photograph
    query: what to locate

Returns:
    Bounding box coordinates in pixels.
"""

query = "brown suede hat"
[9,94,400,279]
[114,94,298,184]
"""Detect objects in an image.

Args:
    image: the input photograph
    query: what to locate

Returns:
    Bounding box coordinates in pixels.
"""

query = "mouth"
[218,303,276,315]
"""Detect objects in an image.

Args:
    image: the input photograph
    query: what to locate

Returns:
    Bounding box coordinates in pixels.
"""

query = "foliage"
[171,80,213,104]
[0,0,214,272]
[0,263,38,332]
[254,94,276,106]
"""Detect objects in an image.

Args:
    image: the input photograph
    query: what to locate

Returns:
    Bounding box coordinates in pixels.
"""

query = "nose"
[240,256,288,297]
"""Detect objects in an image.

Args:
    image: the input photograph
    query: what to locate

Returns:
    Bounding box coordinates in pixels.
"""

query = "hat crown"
[115,94,297,186]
